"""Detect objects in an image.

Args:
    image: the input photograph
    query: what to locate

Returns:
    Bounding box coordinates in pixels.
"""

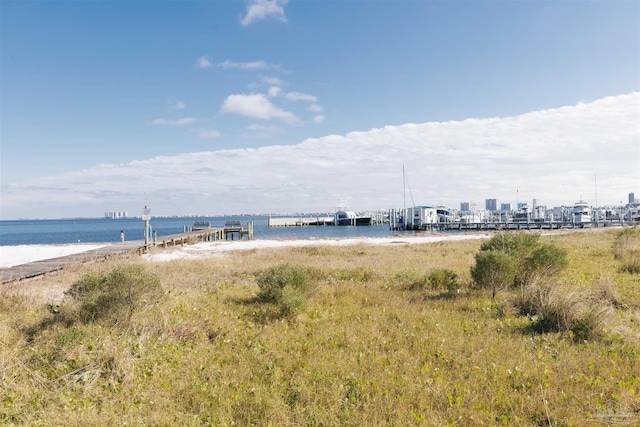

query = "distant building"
[485,198,499,211]
[104,211,128,219]
[630,193,636,204]
[500,203,513,211]
[460,201,477,212]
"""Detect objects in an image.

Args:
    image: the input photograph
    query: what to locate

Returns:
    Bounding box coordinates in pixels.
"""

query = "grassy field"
[1,229,638,426]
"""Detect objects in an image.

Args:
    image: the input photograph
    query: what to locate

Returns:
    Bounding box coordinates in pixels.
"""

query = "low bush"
[395,269,459,294]
[613,227,640,273]
[478,232,540,258]
[522,243,568,284]
[471,232,568,296]
[471,250,517,298]
[255,264,317,316]
[426,268,459,293]
[64,264,163,324]
[512,281,611,341]
[393,270,428,291]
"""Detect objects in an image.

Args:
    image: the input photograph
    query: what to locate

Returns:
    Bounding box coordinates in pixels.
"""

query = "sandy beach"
[0,244,110,268]
[139,233,492,262]
[0,234,492,268]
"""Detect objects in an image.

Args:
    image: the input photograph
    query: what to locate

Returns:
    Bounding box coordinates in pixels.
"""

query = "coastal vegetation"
[1,229,639,425]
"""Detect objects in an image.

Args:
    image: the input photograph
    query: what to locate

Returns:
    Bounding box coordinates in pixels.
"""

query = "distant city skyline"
[1,1,638,219]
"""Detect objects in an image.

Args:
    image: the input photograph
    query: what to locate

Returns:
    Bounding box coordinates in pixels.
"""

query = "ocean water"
[0,216,410,246]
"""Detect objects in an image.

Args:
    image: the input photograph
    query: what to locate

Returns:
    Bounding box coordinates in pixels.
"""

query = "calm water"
[0,216,409,246]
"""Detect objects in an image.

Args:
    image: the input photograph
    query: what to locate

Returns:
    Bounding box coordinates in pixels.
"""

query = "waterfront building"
[485,198,499,211]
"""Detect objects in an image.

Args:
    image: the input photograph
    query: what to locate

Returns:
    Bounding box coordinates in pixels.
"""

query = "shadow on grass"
[22,310,76,343]
[229,295,291,324]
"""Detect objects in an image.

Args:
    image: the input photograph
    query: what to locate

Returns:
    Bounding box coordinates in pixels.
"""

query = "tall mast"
[403,165,406,213]
[594,173,598,208]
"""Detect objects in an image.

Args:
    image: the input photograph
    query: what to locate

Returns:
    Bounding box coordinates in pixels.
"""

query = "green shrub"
[393,270,428,291]
[471,250,517,298]
[426,268,459,293]
[471,232,568,296]
[65,264,163,324]
[255,264,317,316]
[479,232,540,258]
[522,243,568,283]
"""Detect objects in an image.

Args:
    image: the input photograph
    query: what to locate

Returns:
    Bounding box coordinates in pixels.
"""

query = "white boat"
[436,206,455,223]
[334,200,372,226]
[573,201,592,227]
[334,209,372,226]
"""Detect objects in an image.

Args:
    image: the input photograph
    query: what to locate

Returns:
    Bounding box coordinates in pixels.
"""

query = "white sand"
[0,244,109,268]
[141,233,491,263]
[0,235,490,268]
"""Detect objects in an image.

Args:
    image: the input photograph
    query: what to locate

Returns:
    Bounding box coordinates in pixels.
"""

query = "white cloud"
[2,93,638,218]
[221,93,300,124]
[196,56,213,68]
[313,115,325,124]
[268,86,282,97]
[261,76,286,86]
[240,0,288,27]
[308,104,323,113]
[285,91,318,102]
[242,124,286,138]
[191,128,222,139]
[218,59,272,71]
[173,101,186,111]
[152,117,197,125]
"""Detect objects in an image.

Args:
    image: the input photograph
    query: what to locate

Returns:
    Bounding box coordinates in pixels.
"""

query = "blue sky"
[1,0,638,219]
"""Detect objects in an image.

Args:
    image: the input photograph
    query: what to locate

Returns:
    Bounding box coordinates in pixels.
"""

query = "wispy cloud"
[285,91,318,102]
[268,86,282,97]
[261,76,286,86]
[152,117,197,125]
[240,0,288,27]
[313,115,325,124]
[3,93,638,218]
[218,59,272,71]
[221,93,299,124]
[242,124,286,138]
[171,101,186,111]
[307,104,323,113]
[196,56,213,68]
[191,128,222,139]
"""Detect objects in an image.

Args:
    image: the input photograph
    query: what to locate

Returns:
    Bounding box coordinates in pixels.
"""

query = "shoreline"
[0,227,612,268]
[0,243,110,268]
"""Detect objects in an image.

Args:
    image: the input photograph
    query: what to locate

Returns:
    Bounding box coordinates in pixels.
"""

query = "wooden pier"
[1,242,145,283]
[1,224,253,284]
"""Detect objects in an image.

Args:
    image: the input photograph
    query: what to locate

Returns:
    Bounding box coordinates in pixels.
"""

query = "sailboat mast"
[594,173,598,208]
[403,165,406,213]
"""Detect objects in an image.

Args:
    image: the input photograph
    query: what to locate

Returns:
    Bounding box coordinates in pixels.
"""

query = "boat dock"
[1,223,253,283]
[390,220,624,231]
[268,216,334,227]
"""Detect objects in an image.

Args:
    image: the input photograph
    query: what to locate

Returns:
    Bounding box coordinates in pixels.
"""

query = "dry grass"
[1,230,639,426]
